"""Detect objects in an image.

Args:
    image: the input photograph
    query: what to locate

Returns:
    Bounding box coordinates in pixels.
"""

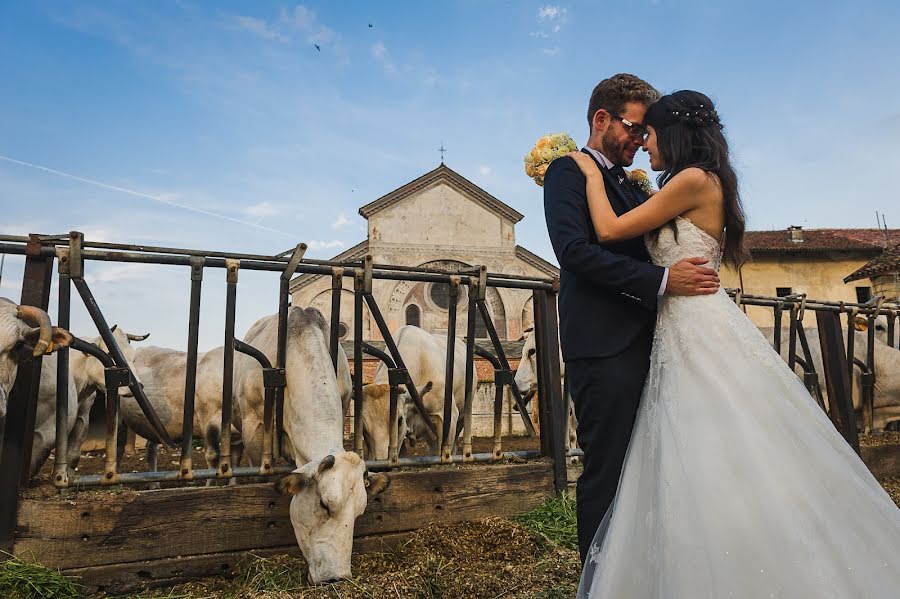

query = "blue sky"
[2,1,899,350]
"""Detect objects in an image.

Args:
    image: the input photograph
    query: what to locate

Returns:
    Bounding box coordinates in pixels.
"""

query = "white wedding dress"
[578,217,900,598]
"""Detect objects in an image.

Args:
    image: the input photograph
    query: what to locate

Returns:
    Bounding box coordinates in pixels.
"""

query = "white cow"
[0,299,71,451]
[234,306,388,584]
[358,380,430,460]
[760,324,900,430]
[514,326,578,450]
[126,345,243,474]
[30,325,146,478]
[369,325,475,455]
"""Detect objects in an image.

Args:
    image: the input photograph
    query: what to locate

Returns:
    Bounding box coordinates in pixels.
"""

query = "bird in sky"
[368,23,374,28]
[314,44,321,52]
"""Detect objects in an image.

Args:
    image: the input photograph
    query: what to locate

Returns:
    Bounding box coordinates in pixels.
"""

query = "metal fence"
[0,231,568,549]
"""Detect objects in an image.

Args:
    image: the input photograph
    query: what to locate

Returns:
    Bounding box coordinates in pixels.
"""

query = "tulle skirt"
[578,290,900,598]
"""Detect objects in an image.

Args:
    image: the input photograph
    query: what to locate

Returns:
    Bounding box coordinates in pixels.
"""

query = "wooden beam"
[15,462,553,570]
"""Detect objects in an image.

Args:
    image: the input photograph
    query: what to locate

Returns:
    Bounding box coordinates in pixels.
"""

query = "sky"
[2,1,899,350]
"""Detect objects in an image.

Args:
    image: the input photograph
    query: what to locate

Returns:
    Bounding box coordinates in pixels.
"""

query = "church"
[290,164,559,342]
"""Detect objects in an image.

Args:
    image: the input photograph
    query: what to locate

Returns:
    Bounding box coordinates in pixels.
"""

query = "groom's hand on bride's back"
[665,257,720,295]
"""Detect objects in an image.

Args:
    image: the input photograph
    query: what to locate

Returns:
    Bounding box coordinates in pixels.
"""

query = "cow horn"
[16,305,52,357]
[127,332,150,341]
[110,324,118,332]
[317,454,336,475]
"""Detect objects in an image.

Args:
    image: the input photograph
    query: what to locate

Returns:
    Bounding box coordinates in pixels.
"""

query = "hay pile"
[146,517,579,599]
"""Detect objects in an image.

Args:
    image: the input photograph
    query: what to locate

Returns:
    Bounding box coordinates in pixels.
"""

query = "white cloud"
[243,201,280,220]
[542,47,562,57]
[479,165,492,176]
[538,6,565,20]
[529,31,549,38]
[331,212,351,229]
[232,15,287,42]
[86,263,155,284]
[307,240,345,251]
[371,41,387,59]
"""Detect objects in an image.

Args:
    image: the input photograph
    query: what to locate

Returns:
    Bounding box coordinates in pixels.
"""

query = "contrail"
[0,154,296,239]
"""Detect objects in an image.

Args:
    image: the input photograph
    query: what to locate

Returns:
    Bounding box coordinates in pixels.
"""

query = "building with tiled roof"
[844,243,900,302]
[721,225,899,325]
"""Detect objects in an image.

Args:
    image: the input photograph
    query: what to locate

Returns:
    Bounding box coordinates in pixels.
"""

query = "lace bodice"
[645,216,723,271]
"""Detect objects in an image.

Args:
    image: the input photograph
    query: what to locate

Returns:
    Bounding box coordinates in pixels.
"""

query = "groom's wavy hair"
[587,74,660,134]
[645,90,749,268]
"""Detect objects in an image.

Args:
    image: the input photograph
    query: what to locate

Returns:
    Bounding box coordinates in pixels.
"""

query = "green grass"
[514,493,578,552]
[0,553,83,599]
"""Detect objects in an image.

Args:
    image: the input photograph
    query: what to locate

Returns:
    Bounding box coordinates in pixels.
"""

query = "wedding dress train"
[578,217,900,598]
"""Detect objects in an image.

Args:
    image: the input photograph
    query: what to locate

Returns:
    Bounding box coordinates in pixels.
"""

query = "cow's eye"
[527,348,536,358]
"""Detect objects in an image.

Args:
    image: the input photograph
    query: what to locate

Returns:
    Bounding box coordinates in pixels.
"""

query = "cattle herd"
[1,295,898,583]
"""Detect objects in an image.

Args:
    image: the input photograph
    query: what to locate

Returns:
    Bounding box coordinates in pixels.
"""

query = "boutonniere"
[627,168,654,194]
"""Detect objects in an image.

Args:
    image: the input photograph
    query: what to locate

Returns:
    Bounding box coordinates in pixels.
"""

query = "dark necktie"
[608,164,637,205]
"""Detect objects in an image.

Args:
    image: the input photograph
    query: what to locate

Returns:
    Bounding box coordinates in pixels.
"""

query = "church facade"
[290,164,559,342]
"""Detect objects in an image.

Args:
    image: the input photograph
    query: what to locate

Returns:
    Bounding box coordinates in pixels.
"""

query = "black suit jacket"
[543,149,665,361]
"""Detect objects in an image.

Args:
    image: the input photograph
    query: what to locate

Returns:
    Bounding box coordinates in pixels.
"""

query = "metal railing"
[0,231,568,548]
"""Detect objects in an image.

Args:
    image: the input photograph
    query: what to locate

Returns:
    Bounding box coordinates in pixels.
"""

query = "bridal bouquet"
[627,168,654,194]
[524,132,578,187]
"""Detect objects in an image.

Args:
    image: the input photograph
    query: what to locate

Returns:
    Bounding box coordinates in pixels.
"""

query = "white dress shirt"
[582,146,669,296]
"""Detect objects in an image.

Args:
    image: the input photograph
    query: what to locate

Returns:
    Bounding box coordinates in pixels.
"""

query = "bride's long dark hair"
[644,90,748,268]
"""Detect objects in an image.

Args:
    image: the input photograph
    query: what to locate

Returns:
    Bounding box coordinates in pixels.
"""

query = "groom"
[543,73,720,562]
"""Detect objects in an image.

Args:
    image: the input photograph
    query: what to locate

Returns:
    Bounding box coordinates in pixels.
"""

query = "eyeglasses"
[609,112,649,140]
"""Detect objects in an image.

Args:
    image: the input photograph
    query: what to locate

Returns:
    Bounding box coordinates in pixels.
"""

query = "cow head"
[360,383,412,460]
[854,314,891,346]
[82,325,149,396]
[514,326,538,405]
[400,381,438,448]
[0,299,71,417]
[277,451,390,584]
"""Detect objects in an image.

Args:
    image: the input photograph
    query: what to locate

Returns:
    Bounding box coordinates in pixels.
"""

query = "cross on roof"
[438,143,446,164]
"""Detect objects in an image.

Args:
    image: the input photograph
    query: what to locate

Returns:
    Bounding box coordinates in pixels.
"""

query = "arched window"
[337,322,349,339]
[473,311,489,339]
[405,304,421,328]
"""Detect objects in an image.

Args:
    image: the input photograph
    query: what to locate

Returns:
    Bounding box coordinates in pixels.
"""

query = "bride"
[567,90,900,598]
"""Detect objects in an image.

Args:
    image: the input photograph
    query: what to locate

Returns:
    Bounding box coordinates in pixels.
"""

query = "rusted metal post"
[179,256,204,480]
[533,286,567,494]
[787,303,799,370]
[773,301,784,351]
[330,267,343,372]
[275,244,305,460]
[461,277,479,462]
[101,367,130,485]
[0,235,53,552]
[387,368,402,466]
[52,247,71,488]
[862,313,877,433]
[218,259,239,479]
[887,309,897,349]
[816,310,860,453]
[353,268,365,457]
[440,276,460,462]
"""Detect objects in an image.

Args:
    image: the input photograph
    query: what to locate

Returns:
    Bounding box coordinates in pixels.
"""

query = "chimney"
[788,225,804,243]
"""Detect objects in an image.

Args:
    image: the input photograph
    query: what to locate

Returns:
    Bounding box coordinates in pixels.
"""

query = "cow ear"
[365,473,390,497]
[22,327,73,355]
[317,454,336,476]
[854,316,868,332]
[418,381,433,396]
[277,472,309,495]
[111,324,118,333]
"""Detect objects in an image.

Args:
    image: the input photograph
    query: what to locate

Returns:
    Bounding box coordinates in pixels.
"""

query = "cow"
[358,380,430,460]
[234,306,387,584]
[368,325,475,455]
[759,324,900,431]
[30,325,146,478]
[0,298,71,452]
[125,345,244,476]
[514,326,578,451]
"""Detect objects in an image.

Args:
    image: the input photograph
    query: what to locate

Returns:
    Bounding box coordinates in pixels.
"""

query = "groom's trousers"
[568,323,654,563]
